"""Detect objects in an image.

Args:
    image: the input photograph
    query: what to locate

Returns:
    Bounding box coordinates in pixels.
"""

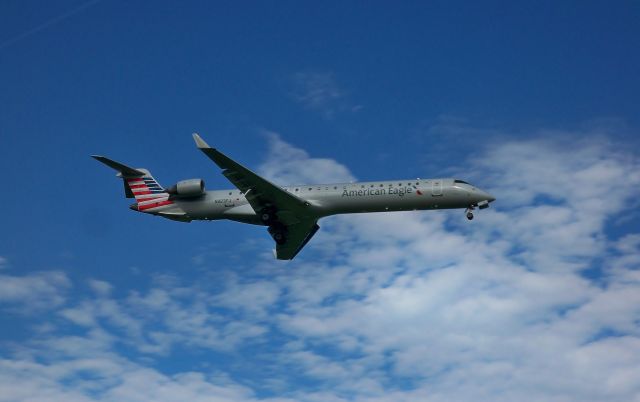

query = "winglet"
[192,133,211,149]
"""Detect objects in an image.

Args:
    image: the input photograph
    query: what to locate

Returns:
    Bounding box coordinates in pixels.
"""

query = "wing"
[193,134,319,260]
[193,133,309,217]
[273,219,320,260]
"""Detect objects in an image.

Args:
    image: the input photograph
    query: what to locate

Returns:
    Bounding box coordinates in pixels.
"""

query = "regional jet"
[93,134,495,260]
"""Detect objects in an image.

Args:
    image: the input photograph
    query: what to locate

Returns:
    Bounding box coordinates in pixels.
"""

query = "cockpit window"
[454,179,470,185]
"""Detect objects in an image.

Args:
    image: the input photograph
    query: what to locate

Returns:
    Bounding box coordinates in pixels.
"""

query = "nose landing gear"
[465,206,475,220]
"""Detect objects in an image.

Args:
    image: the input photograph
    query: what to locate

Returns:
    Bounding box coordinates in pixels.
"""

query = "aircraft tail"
[92,155,174,212]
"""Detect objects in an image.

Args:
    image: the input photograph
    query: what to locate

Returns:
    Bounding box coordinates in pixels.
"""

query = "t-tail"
[91,155,175,213]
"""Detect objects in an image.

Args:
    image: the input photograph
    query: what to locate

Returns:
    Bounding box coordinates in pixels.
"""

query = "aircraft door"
[431,180,443,196]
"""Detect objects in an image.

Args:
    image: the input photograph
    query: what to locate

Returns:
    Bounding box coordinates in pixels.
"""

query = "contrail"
[0,0,102,50]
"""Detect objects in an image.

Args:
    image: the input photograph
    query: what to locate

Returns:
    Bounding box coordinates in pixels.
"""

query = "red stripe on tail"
[138,200,174,211]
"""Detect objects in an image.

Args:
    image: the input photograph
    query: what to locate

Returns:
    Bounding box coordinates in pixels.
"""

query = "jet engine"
[166,179,205,197]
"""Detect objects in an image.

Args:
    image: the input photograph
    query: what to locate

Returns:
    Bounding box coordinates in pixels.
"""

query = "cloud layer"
[1,133,639,401]
[290,72,361,119]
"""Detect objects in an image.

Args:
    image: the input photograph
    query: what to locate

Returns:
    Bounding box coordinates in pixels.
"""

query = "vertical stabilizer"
[92,155,174,212]
[122,170,174,211]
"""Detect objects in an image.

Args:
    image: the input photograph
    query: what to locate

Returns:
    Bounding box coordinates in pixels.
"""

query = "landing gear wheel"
[268,223,287,245]
[261,207,277,224]
[465,206,476,221]
[272,231,286,245]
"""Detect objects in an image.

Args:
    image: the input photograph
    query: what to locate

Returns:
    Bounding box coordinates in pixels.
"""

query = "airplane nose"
[475,190,495,210]
[477,189,495,203]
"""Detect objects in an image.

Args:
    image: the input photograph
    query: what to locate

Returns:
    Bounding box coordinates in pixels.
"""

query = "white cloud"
[0,354,267,402]
[57,281,270,357]
[88,279,113,297]
[214,278,281,317]
[2,133,640,401]
[259,131,355,185]
[0,271,70,311]
[290,72,361,119]
[265,135,640,401]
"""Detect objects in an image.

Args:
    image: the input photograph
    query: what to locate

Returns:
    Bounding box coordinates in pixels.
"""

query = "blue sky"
[1,1,640,401]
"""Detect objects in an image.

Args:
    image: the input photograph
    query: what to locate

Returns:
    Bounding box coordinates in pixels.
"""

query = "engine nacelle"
[166,179,205,197]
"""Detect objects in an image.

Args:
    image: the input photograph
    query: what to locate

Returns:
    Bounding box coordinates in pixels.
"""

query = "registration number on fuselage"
[215,198,235,207]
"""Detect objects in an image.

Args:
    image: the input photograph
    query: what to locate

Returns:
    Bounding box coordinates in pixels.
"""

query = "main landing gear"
[261,207,276,224]
[268,224,287,245]
[263,208,287,245]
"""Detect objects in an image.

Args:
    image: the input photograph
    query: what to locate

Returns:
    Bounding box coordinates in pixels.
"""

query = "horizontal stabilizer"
[91,155,145,177]
[157,211,192,222]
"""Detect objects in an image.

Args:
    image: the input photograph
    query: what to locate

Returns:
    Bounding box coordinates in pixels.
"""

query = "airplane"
[92,134,495,260]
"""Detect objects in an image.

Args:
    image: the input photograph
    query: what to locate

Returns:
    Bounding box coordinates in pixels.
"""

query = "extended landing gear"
[465,206,475,221]
[263,207,288,244]
[273,231,285,244]
[465,199,492,221]
[268,223,287,245]
[261,207,277,224]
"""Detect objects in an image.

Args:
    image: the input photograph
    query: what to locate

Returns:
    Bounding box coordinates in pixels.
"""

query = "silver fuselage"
[160,178,494,224]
